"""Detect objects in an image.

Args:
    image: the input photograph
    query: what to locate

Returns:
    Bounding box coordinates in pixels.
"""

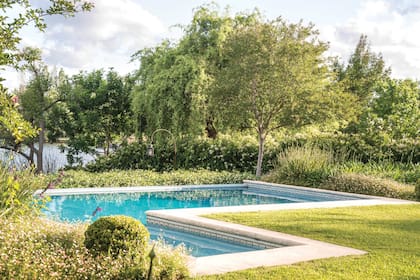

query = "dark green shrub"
[324,173,415,200]
[84,215,149,257]
[416,180,420,201]
[85,134,287,173]
[264,146,334,187]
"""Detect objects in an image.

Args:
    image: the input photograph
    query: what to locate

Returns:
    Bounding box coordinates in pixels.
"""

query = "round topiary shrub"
[84,215,149,257]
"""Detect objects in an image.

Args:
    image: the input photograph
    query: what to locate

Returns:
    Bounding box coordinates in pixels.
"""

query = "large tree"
[131,4,234,139]
[209,16,353,176]
[62,69,133,164]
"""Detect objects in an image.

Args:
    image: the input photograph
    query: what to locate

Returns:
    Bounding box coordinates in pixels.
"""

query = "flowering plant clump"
[0,217,189,279]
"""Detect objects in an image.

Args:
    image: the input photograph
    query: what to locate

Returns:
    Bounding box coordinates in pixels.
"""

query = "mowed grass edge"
[196,204,420,280]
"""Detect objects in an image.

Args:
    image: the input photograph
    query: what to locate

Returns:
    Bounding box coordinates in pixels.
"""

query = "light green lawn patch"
[196,204,420,280]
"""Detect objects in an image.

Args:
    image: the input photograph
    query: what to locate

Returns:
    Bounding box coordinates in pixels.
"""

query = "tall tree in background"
[131,4,234,139]
[359,78,420,141]
[62,70,133,164]
[337,35,391,132]
[17,48,66,172]
[209,16,354,176]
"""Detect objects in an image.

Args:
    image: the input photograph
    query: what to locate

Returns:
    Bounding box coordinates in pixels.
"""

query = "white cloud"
[1,0,168,89]
[321,0,420,80]
[42,0,167,75]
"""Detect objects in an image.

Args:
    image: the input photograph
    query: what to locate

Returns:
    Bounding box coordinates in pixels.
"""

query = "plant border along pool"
[39,180,415,276]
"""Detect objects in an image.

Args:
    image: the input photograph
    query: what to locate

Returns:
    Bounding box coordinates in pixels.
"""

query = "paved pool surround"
[40,180,416,276]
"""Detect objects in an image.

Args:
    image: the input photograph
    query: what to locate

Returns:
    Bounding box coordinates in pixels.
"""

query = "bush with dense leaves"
[84,215,149,257]
[323,173,415,200]
[264,146,335,187]
[85,132,419,175]
[85,134,300,173]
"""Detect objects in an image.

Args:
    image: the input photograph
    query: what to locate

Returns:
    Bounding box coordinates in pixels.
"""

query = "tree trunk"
[36,119,45,173]
[256,132,265,177]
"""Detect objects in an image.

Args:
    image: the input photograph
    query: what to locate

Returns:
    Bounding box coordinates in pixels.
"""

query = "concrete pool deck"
[146,180,416,276]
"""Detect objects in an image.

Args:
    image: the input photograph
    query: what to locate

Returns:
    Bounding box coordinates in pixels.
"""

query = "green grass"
[196,204,420,280]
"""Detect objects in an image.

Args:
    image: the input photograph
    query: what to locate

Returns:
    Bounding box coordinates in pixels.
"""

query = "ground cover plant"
[197,204,420,280]
[54,169,254,188]
[0,216,189,279]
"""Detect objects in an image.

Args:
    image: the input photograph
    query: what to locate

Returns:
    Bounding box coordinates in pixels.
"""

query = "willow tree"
[131,4,235,138]
[209,16,353,176]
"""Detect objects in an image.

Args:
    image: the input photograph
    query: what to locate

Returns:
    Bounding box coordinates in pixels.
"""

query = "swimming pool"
[43,183,365,257]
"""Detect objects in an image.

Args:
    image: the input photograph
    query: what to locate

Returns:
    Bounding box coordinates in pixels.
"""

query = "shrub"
[56,169,254,188]
[0,164,47,218]
[85,134,286,173]
[323,173,415,200]
[416,180,420,201]
[264,146,335,187]
[0,216,189,279]
[84,215,149,257]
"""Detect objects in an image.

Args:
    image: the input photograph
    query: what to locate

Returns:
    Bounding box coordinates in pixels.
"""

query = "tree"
[209,16,353,176]
[0,0,93,168]
[16,47,66,172]
[359,78,420,141]
[62,69,133,164]
[131,4,234,139]
[342,35,390,103]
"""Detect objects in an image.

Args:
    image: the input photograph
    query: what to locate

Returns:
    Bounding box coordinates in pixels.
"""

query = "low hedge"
[85,133,419,174]
[323,173,415,200]
[57,169,255,188]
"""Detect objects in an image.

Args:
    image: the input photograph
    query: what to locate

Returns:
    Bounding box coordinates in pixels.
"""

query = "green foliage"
[208,13,354,176]
[263,146,335,187]
[324,173,415,200]
[57,169,254,188]
[0,90,37,143]
[0,164,46,218]
[86,134,282,173]
[60,69,133,162]
[131,4,234,138]
[202,204,420,280]
[338,34,390,107]
[0,217,189,279]
[416,180,420,201]
[357,78,420,140]
[339,161,420,185]
[84,215,149,257]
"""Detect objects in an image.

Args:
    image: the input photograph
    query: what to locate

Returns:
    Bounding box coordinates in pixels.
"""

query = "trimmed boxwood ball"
[84,215,149,257]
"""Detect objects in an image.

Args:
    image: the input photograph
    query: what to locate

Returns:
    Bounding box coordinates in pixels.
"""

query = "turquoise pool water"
[45,188,292,224]
[44,185,363,256]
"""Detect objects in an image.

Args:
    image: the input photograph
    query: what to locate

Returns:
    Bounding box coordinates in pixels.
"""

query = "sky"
[3,0,420,89]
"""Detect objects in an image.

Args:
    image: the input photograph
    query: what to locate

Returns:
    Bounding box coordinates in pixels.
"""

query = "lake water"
[0,144,96,172]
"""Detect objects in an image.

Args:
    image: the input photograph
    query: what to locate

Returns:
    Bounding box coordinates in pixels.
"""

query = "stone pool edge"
[146,180,416,276]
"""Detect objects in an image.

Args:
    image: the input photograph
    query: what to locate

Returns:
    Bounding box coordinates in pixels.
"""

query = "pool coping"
[40,180,417,276]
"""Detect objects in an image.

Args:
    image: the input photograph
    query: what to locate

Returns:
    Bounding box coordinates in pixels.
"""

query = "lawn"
[196,204,420,280]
